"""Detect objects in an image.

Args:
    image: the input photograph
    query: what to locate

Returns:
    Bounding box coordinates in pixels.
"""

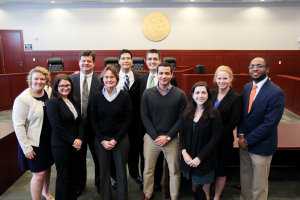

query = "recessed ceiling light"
[191,0,195,1]
[51,0,55,3]
[261,0,265,1]
[120,0,124,2]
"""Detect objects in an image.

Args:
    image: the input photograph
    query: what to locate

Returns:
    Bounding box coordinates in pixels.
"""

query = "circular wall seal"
[142,12,170,42]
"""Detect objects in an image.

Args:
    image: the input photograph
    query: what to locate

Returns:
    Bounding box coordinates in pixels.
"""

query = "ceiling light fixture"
[120,0,124,2]
[51,0,55,3]
[261,0,265,1]
[191,0,195,1]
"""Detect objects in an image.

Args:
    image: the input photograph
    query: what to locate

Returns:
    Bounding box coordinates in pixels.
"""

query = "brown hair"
[51,74,77,101]
[184,81,215,121]
[99,65,119,85]
[27,66,51,88]
[79,50,96,62]
[146,49,161,60]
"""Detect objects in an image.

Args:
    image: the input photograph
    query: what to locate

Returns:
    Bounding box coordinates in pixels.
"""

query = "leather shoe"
[76,188,82,197]
[154,184,162,194]
[97,186,101,195]
[131,175,143,185]
[111,179,117,190]
[141,193,154,200]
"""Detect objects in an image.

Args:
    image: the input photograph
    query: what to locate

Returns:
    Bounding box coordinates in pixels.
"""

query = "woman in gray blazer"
[12,66,54,200]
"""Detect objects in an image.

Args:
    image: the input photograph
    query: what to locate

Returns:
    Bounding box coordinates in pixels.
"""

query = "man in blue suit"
[237,57,285,200]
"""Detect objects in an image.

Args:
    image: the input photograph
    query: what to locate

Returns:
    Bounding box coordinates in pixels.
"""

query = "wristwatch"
[244,139,248,146]
[166,135,171,141]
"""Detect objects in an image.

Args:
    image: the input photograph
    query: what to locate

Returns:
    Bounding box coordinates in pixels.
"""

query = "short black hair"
[252,57,269,68]
[119,49,132,60]
[146,49,161,60]
[157,62,173,74]
[79,50,96,62]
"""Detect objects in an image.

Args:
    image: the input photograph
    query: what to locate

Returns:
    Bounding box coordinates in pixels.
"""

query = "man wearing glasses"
[139,49,177,193]
[237,57,285,200]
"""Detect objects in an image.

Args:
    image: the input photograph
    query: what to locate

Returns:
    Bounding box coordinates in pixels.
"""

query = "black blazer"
[179,109,222,176]
[211,87,243,145]
[69,73,102,135]
[47,98,84,146]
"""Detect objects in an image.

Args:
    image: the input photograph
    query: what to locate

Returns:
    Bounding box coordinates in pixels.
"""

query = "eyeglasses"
[120,57,131,61]
[58,84,71,89]
[248,64,265,69]
[147,58,159,61]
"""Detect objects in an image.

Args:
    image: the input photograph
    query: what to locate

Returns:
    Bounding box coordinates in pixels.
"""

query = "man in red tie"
[237,57,285,200]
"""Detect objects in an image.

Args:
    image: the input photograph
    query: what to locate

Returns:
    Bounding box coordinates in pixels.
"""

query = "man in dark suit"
[69,50,102,196]
[139,49,177,193]
[237,57,285,200]
[110,49,143,188]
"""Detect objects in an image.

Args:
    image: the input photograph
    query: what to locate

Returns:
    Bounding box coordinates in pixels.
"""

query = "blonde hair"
[27,66,51,87]
[213,65,234,87]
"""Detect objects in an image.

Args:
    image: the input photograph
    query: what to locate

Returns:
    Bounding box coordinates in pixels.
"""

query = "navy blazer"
[69,73,102,135]
[211,87,243,145]
[47,98,84,147]
[179,109,222,176]
[237,79,285,156]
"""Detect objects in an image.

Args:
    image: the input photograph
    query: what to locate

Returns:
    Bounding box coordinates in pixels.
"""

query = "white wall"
[0,2,300,50]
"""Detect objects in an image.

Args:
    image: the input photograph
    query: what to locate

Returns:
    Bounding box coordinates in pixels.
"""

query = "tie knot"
[84,75,87,80]
[125,75,129,78]
[253,84,258,89]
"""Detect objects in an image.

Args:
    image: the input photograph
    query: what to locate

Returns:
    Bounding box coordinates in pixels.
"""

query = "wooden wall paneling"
[172,68,194,89]
[0,75,13,110]
[24,52,53,72]
[180,55,223,74]
[52,51,82,71]
[231,75,251,95]
[276,76,295,107]
[291,80,300,112]
[0,132,25,195]
[266,55,300,74]
[9,74,29,102]
[96,51,120,71]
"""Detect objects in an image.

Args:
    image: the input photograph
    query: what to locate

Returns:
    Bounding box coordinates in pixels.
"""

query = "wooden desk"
[0,122,25,195]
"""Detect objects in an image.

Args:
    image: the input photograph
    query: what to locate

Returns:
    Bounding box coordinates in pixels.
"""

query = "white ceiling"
[1,0,300,4]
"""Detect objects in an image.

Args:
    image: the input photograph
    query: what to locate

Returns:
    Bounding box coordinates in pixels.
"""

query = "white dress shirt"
[117,70,135,91]
[146,72,158,89]
[253,76,269,101]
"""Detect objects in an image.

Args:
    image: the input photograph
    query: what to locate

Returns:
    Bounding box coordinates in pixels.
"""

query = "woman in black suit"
[203,66,243,200]
[91,65,132,200]
[180,81,222,200]
[47,74,84,200]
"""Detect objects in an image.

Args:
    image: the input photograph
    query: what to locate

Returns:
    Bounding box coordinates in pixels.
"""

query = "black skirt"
[18,92,54,173]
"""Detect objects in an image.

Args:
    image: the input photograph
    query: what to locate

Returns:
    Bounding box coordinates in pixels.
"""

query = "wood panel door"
[0,30,25,74]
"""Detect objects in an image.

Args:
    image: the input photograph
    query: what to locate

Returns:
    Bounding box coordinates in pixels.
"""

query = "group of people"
[12,48,285,200]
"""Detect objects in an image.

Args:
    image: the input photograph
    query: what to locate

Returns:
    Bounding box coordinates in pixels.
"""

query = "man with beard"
[237,57,285,200]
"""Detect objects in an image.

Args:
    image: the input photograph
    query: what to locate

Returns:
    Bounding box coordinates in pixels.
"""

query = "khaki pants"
[240,149,273,200]
[143,134,181,200]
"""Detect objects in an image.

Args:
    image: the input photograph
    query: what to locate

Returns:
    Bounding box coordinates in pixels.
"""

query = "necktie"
[149,75,155,88]
[248,84,257,114]
[82,76,89,125]
[124,74,130,92]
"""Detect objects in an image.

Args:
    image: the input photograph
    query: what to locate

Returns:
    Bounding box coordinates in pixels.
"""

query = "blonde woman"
[12,66,54,200]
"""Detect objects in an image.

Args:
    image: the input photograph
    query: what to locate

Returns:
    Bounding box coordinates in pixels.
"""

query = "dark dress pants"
[52,145,80,200]
[95,134,130,200]
[78,131,100,190]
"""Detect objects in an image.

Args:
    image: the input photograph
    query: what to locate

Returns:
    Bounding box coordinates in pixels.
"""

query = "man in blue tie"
[237,57,285,200]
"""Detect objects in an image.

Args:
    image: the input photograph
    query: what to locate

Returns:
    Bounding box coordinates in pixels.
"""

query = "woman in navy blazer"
[47,74,84,200]
[203,66,243,200]
[180,81,222,200]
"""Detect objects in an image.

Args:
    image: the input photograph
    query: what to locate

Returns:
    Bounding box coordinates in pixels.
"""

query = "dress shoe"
[154,184,162,194]
[141,193,154,200]
[97,186,101,195]
[131,175,143,185]
[111,179,117,190]
[76,188,82,197]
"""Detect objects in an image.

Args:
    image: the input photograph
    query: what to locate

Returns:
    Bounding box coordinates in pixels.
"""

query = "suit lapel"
[73,74,81,104]
[191,119,201,157]
[217,88,233,110]
[141,72,149,90]
[249,79,270,113]
[88,73,100,105]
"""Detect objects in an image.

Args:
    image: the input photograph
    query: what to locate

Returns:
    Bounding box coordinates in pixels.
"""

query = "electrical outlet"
[279,61,281,64]
[33,58,35,61]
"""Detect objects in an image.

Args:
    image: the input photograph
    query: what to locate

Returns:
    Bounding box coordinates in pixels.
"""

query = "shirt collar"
[102,86,119,94]
[80,71,93,79]
[148,72,157,79]
[253,76,268,89]
[119,70,133,78]
[156,83,172,95]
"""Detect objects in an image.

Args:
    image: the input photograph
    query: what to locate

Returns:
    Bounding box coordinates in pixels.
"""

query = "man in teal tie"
[139,49,177,193]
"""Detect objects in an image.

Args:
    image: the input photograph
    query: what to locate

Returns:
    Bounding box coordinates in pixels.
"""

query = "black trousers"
[95,134,130,200]
[52,145,80,200]
[78,131,100,189]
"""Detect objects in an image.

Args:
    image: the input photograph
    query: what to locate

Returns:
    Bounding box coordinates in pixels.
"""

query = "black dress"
[18,92,54,173]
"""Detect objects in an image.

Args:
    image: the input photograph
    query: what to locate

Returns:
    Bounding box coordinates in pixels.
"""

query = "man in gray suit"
[69,50,102,196]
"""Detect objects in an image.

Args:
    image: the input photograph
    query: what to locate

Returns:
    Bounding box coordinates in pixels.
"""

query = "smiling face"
[157,66,173,87]
[119,53,133,71]
[216,71,232,90]
[103,70,117,90]
[31,72,46,92]
[249,58,269,83]
[193,86,208,105]
[146,53,161,72]
[79,55,95,75]
[58,79,71,98]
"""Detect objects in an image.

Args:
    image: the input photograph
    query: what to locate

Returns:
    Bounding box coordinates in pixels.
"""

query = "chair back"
[131,57,145,71]
[48,58,63,72]
[104,57,119,72]
[162,57,176,71]
[195,65,206,74]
